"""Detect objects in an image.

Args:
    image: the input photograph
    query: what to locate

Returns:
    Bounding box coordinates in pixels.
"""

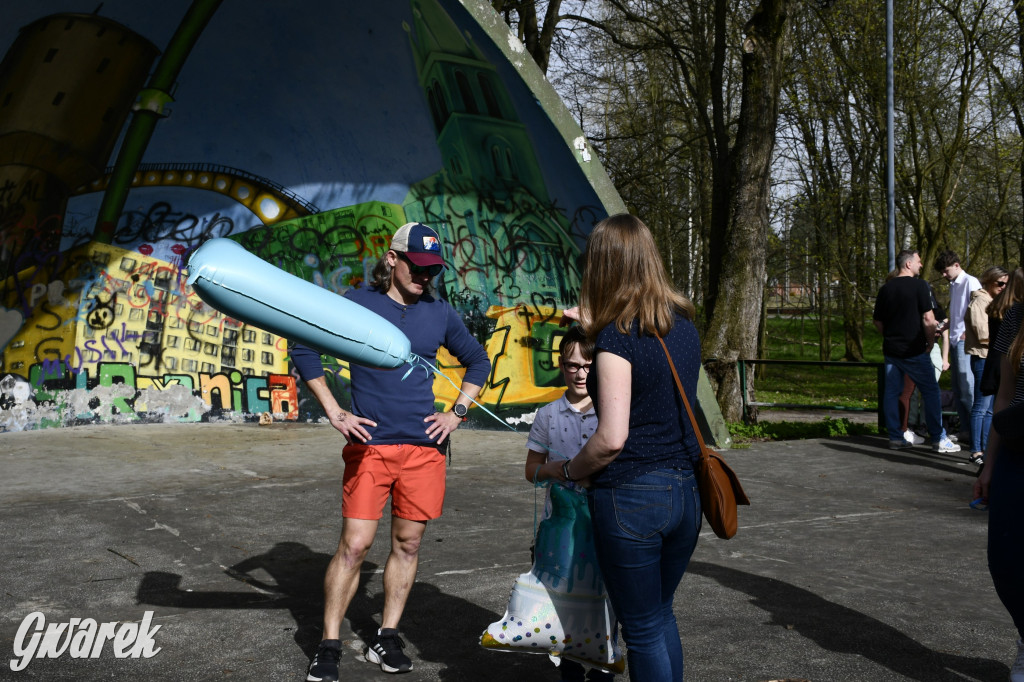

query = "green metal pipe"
[739,359,747,418]
[93,0,224,244]
[876,364,886,432]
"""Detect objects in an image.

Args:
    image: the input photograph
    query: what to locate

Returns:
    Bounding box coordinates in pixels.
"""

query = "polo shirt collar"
[557,394,594,415]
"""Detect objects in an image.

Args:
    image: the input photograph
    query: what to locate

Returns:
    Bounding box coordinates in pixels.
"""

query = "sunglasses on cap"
[397,252,443,278]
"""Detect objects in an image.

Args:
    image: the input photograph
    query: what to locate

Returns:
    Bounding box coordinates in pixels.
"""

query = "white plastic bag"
[481,484,623,674]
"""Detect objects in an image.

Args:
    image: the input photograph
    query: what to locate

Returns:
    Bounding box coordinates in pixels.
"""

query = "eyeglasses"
[995,280,1008,288]
[562,362,591,374]
[397,253,443,277]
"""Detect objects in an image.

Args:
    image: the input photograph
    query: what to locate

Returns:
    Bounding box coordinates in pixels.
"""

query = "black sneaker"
[306,640,341,682]
[366,628,413,673]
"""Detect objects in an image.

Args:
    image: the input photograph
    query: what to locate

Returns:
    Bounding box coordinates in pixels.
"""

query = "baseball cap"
[390,222,445,268]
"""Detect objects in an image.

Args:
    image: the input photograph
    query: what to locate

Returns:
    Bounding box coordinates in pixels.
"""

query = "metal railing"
[737,359,885,430]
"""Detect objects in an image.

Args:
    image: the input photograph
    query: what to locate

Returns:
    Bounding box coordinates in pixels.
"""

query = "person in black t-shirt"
[873,250,960,453]
[897,281,948,444]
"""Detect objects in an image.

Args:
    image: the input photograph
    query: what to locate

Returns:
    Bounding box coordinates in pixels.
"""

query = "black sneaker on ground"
[366,628,413,673]
[306,640,342,682]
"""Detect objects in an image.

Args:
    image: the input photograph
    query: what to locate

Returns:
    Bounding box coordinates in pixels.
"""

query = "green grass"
[727,313,885,444]
[761,313,884,362]
[754,314,883,408]
[728,417,880,447]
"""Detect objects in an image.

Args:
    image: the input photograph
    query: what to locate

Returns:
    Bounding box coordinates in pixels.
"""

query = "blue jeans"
[988,442,1024,639]
[588,469,701,682]
[884,353,946,443]
[969,355,993,453]
[950,338,974,438]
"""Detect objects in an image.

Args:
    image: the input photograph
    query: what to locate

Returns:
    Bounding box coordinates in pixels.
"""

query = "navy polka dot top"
[587,312,702,487]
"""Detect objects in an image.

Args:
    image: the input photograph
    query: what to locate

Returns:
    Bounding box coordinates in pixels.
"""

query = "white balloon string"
[401,353,581,541]
[402,353,519,433]
[407,354,578,463]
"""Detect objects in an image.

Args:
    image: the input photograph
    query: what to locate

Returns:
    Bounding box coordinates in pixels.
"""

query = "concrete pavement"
[0,422,1016,681]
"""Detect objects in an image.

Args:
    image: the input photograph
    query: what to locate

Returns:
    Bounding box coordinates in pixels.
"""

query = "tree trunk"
[703,0,790,421]
[841,168,868,361]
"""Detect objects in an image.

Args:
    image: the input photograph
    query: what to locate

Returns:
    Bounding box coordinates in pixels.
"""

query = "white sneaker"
[904,430,925,445]
[1010,638,1024,682]
[933,436,961,453]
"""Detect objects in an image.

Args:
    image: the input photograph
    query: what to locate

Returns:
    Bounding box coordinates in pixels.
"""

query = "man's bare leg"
[380,516,427,629]
[321,517,378,640]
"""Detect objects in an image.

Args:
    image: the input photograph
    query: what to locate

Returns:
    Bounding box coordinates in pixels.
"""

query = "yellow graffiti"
[434,304,567,411]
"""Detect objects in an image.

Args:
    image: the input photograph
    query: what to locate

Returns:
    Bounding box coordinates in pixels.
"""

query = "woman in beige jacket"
[966,266,1010,463]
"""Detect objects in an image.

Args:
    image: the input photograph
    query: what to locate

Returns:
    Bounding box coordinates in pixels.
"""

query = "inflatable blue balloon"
[186,238,412,369]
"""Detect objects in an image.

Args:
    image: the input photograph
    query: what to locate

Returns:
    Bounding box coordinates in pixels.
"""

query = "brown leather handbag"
[658,336,750,539]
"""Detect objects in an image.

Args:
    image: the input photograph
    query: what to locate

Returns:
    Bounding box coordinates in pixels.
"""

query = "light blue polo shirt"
[527,394,597,519]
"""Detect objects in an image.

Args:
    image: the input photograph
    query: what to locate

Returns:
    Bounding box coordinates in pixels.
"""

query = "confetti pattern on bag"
[480,485,624,674]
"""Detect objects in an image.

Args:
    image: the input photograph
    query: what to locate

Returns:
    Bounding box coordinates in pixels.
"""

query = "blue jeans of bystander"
[884,353,946,443]
[951,338,975,439]
[588,469,701,682]
[970,355,994,454]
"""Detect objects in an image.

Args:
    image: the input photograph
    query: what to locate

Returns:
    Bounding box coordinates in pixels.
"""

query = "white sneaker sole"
[366,647,413,674]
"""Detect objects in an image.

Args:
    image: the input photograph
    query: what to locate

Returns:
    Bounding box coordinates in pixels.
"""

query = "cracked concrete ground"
[0,422,1015,681]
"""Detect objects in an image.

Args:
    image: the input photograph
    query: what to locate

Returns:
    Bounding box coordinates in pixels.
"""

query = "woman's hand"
[560,306,593,328]
[538,459,594,489]
[973,461,993,503]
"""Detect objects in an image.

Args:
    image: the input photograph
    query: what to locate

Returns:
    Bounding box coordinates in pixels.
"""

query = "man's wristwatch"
[452,403,468,421]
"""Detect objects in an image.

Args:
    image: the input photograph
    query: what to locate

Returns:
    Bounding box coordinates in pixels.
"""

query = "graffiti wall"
[0,0,618,431]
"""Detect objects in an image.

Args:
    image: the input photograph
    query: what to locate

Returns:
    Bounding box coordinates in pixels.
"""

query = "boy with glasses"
[523,326,615,681]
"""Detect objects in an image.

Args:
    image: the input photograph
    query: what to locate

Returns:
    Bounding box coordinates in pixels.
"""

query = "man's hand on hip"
[329,409,376,443]
[424,411,462,444]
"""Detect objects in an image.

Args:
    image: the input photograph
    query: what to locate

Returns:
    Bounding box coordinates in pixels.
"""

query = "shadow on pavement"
[135,541,520,680]
[689,561,1007,682]
[822,438,978,478]
[135,541,332,652]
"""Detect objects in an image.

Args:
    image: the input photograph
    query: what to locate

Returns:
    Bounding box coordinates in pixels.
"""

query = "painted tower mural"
[0,0,617,431]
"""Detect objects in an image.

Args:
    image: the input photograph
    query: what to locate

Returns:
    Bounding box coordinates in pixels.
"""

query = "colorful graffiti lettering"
[1,358,297,430]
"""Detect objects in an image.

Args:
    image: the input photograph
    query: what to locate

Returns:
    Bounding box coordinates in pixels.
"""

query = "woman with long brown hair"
[974,298,1024,681]
[981,267,1024,399]
[965,266,1010,463]
[540,214,702,681]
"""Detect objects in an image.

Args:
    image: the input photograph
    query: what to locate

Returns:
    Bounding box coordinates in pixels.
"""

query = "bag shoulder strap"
[656,334,709,459]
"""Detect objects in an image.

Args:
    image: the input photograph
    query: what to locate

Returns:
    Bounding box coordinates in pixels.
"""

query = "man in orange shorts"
[292,223,490,679]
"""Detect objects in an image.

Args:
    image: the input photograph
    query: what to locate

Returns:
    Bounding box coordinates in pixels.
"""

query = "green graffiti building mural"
[0,0,727,440]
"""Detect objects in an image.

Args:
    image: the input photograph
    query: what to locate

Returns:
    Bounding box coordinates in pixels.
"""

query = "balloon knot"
[401,353,436,381]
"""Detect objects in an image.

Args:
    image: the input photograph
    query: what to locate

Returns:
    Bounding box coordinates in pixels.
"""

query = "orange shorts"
[341,443,446,521]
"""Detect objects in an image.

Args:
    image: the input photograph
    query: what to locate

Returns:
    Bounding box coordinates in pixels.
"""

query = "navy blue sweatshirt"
[291,286,491,445]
